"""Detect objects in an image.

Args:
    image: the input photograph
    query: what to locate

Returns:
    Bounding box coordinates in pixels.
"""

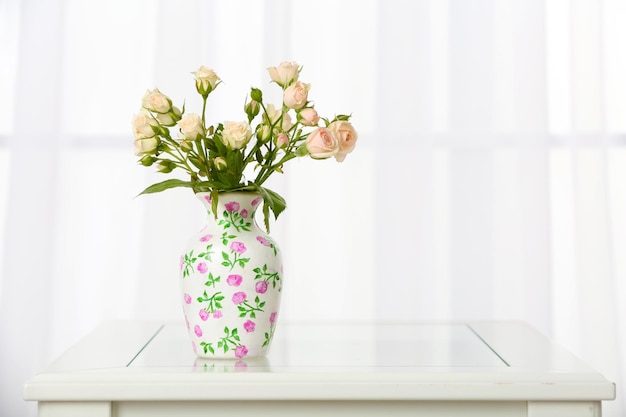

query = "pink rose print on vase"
[225,201,240,212]
[199,309,209,321]
[240,209,248,218]
[243,320,256,333]
[232,291,247,305]
[235,345,248,358]
[230,241,247,254]
[184,293,192,304]
[179,255,184,270]
[252,196,262,206]
[227,274,243,286]
[256,236,271,247]
[213,310,223,319]
[255,281,268,294]
[269,312,277,324]
[197,262,208,274]
[194,325,203,337]
[204,195,211,204]
[199,234,213,242]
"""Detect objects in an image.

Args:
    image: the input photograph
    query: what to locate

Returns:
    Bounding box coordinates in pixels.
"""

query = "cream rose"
[156,106,182,126]
[305,127,339,159]
[267,61,300,87]
[264,104,293,131]
[299,107,319,127]
[178,113,205,140]
[141,88,172,113]
[283,81,310,109]
[221,121,252,150]
[275,132,289,148]
[134,137,159,156]
[193,66,220,95]
[328,120,358,162]
[132,109,159,139]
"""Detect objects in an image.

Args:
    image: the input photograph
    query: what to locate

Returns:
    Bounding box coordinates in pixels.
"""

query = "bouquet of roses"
[132,61,358,231]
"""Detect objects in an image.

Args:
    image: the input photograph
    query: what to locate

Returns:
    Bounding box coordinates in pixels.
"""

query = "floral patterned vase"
[179,191,282,359]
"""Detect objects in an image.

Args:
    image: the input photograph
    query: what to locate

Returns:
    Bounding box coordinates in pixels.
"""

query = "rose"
[227,274,243,286]
[184,293,192,304]
[299,108,319,127]
[255,281,268,294]
[132,109,159,139]
[213,157,227,170]
[224,201,240,212]
[194,325,203,337]
[232,292,246,304]
[141,88,172,113]
[192,65,220,95]
[230,241,247,254]
[134,137,159,156]
[269,312,277,324]
[305,127,339,159]
[199,310,209,321]
[276,133,289,148]
[199,234,213,242]
[267,61,300,87]
[256,236,271,246]
[328,120,358,162]
[240,209,248,218]
[243,320,256,333]
[197,262,208,274]
[155,106,182,126]
[264,104,293,131]
[221,121,252,149]
[213,310,223,319]
[178,113,205,140]
[283,81,310,109]
[234,345,248,358]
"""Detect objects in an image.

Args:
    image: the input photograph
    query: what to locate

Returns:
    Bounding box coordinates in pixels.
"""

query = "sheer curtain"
[1,0,624,416]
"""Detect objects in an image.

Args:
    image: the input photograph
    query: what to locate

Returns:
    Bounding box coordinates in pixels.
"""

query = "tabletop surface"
[23,320,616,402]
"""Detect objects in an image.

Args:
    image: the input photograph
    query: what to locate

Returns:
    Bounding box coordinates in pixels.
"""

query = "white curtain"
[1,0,625,416]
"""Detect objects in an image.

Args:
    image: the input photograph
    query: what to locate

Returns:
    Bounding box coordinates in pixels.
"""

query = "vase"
[179,191,283,359]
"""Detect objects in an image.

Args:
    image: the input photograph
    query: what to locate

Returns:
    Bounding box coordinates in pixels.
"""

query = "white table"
[24,321,615,417]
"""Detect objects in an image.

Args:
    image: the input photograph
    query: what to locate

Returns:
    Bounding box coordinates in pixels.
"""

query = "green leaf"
[137,179,194,195]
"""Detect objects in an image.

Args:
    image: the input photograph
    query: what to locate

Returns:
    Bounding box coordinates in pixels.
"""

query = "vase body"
[179,191,282,359]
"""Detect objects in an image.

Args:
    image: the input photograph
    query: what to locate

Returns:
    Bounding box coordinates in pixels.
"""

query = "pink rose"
[199,234,213,242]
[184,293,192,304]
[328,120,358,162]
[269,312,277,324]
[204,195,211,204]
[225,201,240,212]
[252,196,262,206]
[194,325,203,337]
[179,255,184,270]
[283,81,310,109]
[243,320,256,333]
[275,133,289,148]
[235,345,249,358]
[306,127,338,159]
[199,309,209,321]
[197,262,208,274]
[227,274,243,286]
[299,108,319,126]
[240,209,248,218]
[230,241,247,254]
[213,310,223,319]
[256,236,271,246]
[232,292,246,304]
[255,281,268,294]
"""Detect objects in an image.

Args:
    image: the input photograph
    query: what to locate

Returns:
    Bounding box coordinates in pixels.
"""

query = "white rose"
[264,104,292,131]
[156,106,181,126]
[134,137,159,156]
[192,66,220,95]
[132,109,159,139]
[221,121,252,150]
[178,113,204,140]
[267,61,300,87]
[141,88,172,113]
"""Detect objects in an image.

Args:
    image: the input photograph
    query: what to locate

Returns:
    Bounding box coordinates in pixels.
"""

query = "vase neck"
[197,192,264,221]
